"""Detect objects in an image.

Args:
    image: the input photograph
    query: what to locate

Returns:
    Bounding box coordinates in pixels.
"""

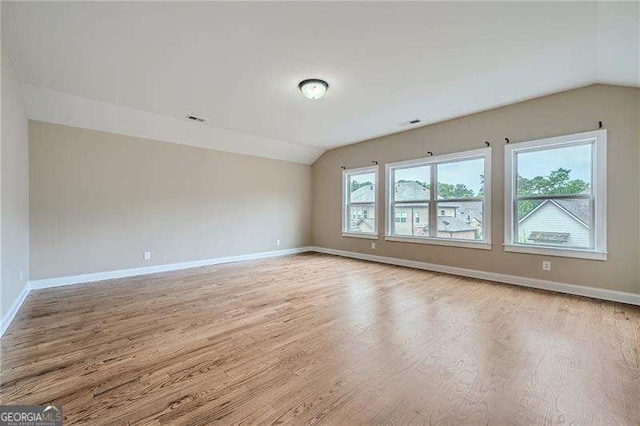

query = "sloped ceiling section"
[2,2,639,165]
[22,85,324,164]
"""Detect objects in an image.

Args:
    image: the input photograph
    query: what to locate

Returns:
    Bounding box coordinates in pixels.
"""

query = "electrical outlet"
[144,251,151,260]
[19,270,24,281]
[371,242,376,249]
[542,261,551,271]
[276,239,281,246]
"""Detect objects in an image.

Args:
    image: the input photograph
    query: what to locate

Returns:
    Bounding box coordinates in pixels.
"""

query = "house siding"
[518,202,590,248]
[393,206,429,236]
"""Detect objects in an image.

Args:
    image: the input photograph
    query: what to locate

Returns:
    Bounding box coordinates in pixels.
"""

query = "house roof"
[437,217,476,233]
[395,181,428,202]
[439,201,483,222]
[350,184,375,203]
[519,198,590,227]
[354,218,375,231]
[554,198,590,225]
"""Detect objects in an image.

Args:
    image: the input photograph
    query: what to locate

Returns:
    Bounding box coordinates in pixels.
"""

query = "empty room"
[1,1,639,424]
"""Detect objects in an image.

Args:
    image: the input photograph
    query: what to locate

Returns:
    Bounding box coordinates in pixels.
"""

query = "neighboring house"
[349,184,376,232]
[437,200,483,239]
[392,181,482,239]
[518,198,590,247]
[349,181,482,239]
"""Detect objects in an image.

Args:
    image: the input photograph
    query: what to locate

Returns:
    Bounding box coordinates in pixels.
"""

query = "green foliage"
[517,168,589,218]
[517,199,543,221]
[397,179,429,190]
[517,168,588,197]
[477,174,485,197]
[437,183,475,199]
[397,179,476,198]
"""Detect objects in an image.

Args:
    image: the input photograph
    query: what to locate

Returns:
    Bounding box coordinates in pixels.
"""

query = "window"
[385,148,491,249]
[395,211,407,223]
[504,130,606,260]
[342,165,378,239]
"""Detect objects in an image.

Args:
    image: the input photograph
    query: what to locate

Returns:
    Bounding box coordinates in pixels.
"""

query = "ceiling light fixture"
[298,79,329,100]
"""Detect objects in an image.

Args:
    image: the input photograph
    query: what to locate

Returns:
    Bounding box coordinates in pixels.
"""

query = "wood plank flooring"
[1,253,639,425]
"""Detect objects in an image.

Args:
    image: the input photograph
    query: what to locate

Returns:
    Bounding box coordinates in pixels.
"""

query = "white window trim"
[385,147,492,250]
[342,165,379,239]
[385,236,492,250]
[504,129,607,260]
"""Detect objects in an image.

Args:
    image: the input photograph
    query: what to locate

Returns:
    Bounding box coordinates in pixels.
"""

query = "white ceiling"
[2,2,639,164]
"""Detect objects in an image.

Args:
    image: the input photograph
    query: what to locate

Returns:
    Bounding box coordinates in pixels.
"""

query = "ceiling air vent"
[186,115,206,123]
[399,118,421,127]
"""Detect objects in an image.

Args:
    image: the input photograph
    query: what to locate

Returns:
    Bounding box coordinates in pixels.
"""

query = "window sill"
[385,235,491,250]
[504,244,607,261]
[342,232,379,240]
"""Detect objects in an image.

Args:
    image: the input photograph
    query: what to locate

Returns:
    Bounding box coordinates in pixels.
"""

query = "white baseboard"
[3,245,637,337]
[311,246,640,306]
[0,282,31,337]
[28,247,313,290]
[1,246,313,336]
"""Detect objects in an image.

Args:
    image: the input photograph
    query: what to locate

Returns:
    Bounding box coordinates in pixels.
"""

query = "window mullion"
[515,193,591,201]
[389,169,394,236]
[429,165,437,237]
[513,197,518,243]
[512,153,519,244]
[434,197,483,203]
[343,173,348,233]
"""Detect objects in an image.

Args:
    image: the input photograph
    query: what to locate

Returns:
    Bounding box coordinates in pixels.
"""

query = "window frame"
[342,165,379,239]
[504,129,607,260]
[385,147,492,250]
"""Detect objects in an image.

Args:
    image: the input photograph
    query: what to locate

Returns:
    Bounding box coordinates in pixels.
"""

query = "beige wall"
[1,47,30,320]
[22,84,640,295]
[29,121,311,280]
[312,84,640,294]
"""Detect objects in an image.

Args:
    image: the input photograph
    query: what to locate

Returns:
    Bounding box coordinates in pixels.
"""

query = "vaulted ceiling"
[2,1,638,164]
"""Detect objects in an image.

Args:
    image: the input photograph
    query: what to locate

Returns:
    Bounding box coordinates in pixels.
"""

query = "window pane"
[348,204,375,233]
[392,204,429,236]
[436,201,483,240]
[393,166,430,202]
[516,143,592,197]
[516,197,592,248]
[349,172,375,203]
[437,158,484,200]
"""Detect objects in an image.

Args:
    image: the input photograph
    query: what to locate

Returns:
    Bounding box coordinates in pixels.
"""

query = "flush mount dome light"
[298,79,329,100]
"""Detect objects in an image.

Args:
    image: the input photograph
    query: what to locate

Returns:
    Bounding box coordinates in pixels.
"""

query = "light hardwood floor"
[1,253,639,425]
